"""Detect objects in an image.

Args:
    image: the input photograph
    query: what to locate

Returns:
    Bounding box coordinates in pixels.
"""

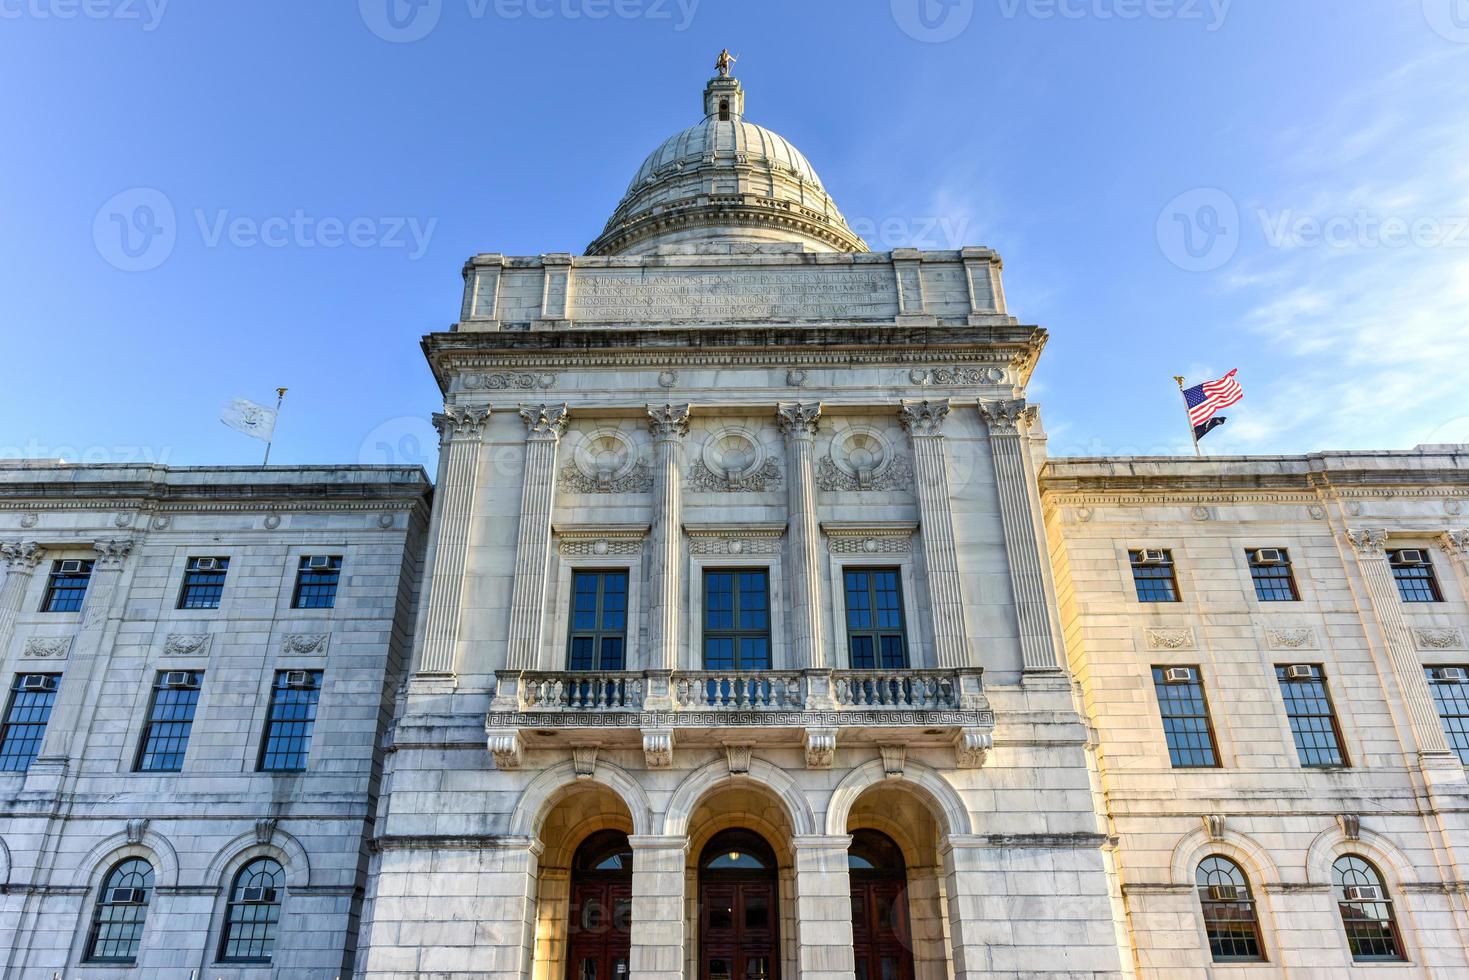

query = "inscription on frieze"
[570,269,898,322]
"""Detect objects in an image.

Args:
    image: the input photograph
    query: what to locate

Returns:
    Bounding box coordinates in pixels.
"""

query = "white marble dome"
[586,74,867,255]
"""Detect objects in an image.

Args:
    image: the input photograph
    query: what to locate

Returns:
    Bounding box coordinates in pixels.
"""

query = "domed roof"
[586,72,868,256]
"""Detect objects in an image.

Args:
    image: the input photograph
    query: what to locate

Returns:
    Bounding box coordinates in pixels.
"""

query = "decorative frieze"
[282,633,330,655]
[163,633,212,657]
[686,523,785,557]
[1145,628,1195,651]
[462,372,556,390]
[823,521,917,556]
[554,524,649,559]
[1265,627,1316,650]
[22,636,71,659]
[909,366,1005,386]
[1414,628,1465,650]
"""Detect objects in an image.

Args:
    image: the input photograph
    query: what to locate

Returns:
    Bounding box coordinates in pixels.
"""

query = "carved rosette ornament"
[898,399,950,438]
[1,541,45,570]
[432,405,492,442]
[519,403,569,442]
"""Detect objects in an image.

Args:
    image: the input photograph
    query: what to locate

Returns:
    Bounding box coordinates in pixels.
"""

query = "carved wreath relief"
[559,429,654,494]
[688,428,782,492]
[818,428,911,492]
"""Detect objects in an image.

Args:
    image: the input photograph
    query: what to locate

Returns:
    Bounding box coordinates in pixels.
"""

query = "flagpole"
[261,388,287,468]
[1174,376,1202,457]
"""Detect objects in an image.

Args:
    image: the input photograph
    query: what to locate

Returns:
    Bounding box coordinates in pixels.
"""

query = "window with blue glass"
[135,671,203,772]
[1426,666,1469,765]
[567,570,628,670]
[1275,664,1348,767]
[42,559,93,612]
[1151,666,1219,767]
[257,670,322,772]
[0,673,60,771]
[1130,550,1180,602]
[178,556,229,609]
[1389,550,1442,603]
[85,858,154,963]
[291,555,342,609]
[844,568,908,669]
[702,569,770,670]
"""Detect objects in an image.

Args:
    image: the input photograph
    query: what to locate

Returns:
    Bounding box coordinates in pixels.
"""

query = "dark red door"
[566,881,631,980]
[851,879,913,980]
[700,880,777,980]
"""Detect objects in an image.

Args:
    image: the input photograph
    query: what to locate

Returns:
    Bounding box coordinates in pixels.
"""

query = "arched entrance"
[566,830,632,980]
[849,829,914,980]
[698,829,779,980]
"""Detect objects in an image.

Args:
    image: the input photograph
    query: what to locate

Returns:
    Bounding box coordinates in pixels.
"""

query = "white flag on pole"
[221,398,278,442]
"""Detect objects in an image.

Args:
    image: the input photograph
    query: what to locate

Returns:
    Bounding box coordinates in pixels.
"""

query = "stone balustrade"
[673,671,806,710]
[833,670,959,709]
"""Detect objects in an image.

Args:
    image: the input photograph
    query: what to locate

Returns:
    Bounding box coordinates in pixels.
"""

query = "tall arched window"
[85,858,154,963]
[1333,855,1405,962]
[1195,856,1264,962]
[218,857,284,964]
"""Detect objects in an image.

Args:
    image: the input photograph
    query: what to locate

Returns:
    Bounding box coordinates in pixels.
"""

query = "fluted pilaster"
[1346,528,1453,759]
[980,399,1062,672]
[899,399,968,669]
[415,406,492,675]
[505,404,568,672]
[778,402,825,670]
[647,404,691,677]
[0,541,45,652]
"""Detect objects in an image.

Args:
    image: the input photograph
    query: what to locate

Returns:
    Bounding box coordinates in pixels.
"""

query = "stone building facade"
[1,68,1467,980]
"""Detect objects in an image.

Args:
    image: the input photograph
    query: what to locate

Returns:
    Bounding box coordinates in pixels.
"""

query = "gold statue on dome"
[715,49,738,77]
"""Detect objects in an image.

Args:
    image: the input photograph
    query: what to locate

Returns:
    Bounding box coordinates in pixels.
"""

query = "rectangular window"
[291,556,342,609]
[1426,666,1469,765]
[42,559,94,612]
[1247,548,1299,601]
[177,556,229,609]
[1276,664,1348,767]
[1130,550,1180,603]
[567,570,628,670]
[0,673,60,771]
[258,670,322,772]
[844,568,908,669]
[1151,666,1218,767]
[135,671,203,772]
[702,569,771,670]
[1389,550,1442,603]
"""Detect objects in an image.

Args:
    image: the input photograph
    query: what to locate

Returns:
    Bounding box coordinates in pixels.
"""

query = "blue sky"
[2,0,1466,470]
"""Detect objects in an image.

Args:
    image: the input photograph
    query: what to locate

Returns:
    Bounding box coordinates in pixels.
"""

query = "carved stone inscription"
[571,269,897,322]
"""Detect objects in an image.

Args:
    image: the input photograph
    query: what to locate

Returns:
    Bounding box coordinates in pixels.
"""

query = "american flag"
[1184,369,1243,426]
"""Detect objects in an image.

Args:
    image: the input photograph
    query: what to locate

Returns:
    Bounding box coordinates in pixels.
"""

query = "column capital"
[978,398,1035,435]
[899,398,950,437]
[1441,530,1469,558]
[1,541,45,570]
[1345,527,1390,558]
[519,403,569,442]
[432,405,492,441]
[91,538,134,569]
[776,402,822,440]
[647,403,692,441]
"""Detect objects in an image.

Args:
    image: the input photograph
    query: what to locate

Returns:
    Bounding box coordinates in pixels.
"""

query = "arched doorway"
[849,829,914,980]
[566,830,632,980]
[698,829,779,980]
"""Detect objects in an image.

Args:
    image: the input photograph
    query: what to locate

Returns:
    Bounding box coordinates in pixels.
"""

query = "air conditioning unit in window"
[1395,549,1426,566]
[1163,667,1195,684]
[306,555,331,570]
[1137,549,1169,564]
[59,559,85,574]
[1253,548,1285,565]
[1344,885,1382,902]
[20,675,57,693]
[1433,667,1469,684]
[1285,665,1318,681]
[192,557,218,571]
[285,670,315,689]
[1207,885,1242,901]
[162,671,196,689]
[240,887,278,904]
[106,887,145,905]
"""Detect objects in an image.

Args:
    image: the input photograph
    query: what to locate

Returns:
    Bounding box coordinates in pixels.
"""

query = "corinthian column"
[415,405,492,676]
[1441,531,1469,600]
[777,402,825,670]
[980,399,1062,673]
[504,404,568,672]
[0,541,45,651]
[900,400,969,669]
[646,405,691,684]
[1346,528,1454,760]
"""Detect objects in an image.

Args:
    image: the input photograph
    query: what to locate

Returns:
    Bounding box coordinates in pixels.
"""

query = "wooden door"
[566,880,631,980]
[851,879,913,980]
[700,880,778,980]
